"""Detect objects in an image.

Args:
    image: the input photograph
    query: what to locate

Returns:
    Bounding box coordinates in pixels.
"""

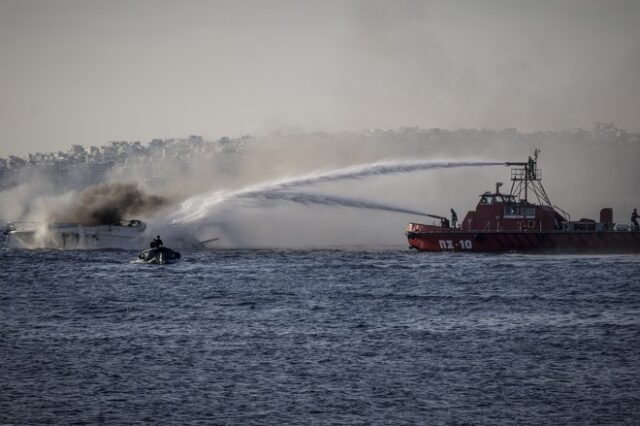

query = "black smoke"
[48,183,167,225]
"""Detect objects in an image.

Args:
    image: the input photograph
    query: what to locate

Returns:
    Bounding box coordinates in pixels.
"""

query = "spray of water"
[246,191,437,218]
[258,159,503,191]
[168,159,501,225]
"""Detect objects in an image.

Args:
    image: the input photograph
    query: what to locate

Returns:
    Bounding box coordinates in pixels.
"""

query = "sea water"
[1,249,639,425]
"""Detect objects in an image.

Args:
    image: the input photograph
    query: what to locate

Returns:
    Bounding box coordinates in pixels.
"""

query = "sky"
[1,0,639,157]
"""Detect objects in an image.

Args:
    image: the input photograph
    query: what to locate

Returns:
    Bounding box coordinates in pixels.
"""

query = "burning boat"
[406,151,640,252]
[4,219,147,249]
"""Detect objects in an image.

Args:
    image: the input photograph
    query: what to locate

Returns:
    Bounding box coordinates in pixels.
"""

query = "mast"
[505,149,553,206]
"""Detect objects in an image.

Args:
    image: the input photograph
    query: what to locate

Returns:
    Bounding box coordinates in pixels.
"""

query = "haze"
[1,0,639,157]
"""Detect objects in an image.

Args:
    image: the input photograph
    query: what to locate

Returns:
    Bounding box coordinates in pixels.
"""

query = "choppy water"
[1,249,639,425]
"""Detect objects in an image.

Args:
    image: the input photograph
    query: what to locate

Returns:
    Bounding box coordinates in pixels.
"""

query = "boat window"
[504,205,537,217]
[504,205,518,216]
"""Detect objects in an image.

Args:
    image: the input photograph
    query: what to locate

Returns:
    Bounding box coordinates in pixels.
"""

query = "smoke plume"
[47,183,167,226]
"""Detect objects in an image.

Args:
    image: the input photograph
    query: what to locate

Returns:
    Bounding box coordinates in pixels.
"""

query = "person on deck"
[632,208,639,230]
[527,156,536,179]
[451,209,458,229]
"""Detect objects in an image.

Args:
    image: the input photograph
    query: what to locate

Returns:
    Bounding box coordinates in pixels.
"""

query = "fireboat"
[406,150,640,252]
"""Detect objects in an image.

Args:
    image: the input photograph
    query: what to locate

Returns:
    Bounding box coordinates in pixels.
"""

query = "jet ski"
[137,246,181,264]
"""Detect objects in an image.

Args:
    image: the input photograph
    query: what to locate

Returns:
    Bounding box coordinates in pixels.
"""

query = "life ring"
[527,220,536,230]
[474,233,484,241]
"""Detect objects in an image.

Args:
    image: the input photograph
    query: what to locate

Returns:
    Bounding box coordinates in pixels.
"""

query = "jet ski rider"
[150,235,164,248]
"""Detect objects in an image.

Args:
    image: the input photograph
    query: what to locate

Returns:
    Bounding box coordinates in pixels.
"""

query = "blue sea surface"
[1,249,639,425]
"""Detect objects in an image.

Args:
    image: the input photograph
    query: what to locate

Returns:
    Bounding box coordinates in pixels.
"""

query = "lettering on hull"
[438,239,473,250]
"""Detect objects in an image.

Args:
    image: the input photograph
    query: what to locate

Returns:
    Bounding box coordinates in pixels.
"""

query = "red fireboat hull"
[406,227,640,253]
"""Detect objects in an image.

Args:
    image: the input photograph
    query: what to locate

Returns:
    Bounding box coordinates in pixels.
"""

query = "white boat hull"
[4,221,147,250]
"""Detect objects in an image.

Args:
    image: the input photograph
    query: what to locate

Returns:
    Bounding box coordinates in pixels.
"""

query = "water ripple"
[1,250,639,425]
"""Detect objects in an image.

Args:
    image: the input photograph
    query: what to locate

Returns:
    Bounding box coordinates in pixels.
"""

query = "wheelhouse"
[461,150,568,231]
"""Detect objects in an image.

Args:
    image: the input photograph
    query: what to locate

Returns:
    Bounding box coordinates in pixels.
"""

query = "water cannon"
[424,213,447,221]
[505,149,541,167]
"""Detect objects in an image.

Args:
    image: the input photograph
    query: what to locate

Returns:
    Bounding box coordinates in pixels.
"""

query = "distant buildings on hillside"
[0,135,252,191]
[1,124,637,192]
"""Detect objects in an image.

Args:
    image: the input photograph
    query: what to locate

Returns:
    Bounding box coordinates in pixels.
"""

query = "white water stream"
[168,160,501,226]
